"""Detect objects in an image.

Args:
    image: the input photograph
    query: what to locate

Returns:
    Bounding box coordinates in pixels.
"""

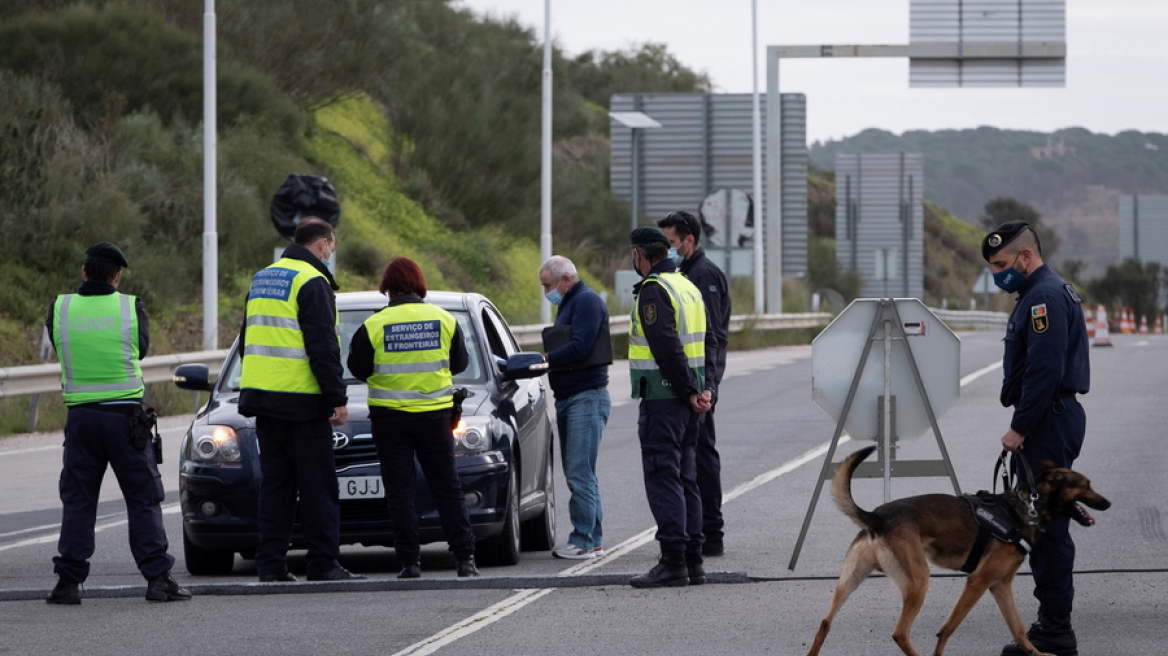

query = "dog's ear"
[1036,460,1058,472]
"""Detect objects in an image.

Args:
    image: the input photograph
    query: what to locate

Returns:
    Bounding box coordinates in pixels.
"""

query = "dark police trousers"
[637,397,703,557]
[254,415,341,577]
[371,410,475,565]
[696,403,724,547]
[1021,395,1086,622]
[55,405,173,582]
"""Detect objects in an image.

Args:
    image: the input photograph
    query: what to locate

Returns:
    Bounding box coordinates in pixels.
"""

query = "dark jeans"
[371,411,475,565]
[1021,396,1086,622]
[55,406,173,582]
[695,404,724,546]
[254,415,341,577]
[637,397,703,557]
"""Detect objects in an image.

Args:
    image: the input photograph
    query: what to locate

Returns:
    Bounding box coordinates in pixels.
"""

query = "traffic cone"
[1139,314,1149,334]
[1084,306,1095,340]
[1093,305,1113,347]
[1155,315,1163,335]
[1123,308,1134,334]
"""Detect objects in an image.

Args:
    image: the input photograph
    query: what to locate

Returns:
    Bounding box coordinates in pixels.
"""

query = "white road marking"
[391,356,1002,655]
[0,503,181,553]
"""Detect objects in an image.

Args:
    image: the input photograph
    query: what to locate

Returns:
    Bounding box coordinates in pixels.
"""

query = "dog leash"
[993,450,1039,524]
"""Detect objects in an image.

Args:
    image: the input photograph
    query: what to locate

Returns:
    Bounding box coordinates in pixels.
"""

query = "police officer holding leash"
[45,242,190,604]
[983,221,1089,656]
[627,227,712,589]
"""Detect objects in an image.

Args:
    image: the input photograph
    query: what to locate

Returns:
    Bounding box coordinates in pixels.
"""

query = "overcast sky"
[456,0,1168,143]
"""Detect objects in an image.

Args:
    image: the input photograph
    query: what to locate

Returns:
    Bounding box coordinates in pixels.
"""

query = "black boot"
[1001,615,1077,656]
[456,556,479,577]
[687,552,706,585]
[630,552,688,589]
[398,564,421,579]
[145,571,192,602]
[46,578,81,605]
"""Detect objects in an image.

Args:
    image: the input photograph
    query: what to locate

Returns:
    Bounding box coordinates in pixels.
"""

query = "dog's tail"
[832,446,884,533]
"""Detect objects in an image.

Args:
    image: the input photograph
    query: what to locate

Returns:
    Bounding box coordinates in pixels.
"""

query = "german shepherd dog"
[806,446,1111,656]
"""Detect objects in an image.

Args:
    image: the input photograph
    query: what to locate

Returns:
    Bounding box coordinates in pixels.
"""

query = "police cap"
[85,242,130,269]
[981,221,1037,262]
[629,227,671,247]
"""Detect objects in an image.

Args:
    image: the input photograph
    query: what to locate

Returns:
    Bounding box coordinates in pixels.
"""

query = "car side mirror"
[173,363,213,392]
[502,353,549,381]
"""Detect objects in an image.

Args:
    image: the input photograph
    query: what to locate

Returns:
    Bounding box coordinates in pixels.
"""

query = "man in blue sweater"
[539,256,611,559]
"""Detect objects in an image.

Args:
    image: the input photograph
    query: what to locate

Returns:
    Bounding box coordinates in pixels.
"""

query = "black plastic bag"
[269,174,341,239]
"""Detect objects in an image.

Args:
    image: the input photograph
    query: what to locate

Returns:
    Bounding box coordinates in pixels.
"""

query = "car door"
[479,305,542,500]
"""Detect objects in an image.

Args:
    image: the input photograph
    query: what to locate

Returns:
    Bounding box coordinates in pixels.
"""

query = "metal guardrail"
[0,309,1007,402]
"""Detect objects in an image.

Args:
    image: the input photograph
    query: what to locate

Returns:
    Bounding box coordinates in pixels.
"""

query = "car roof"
[335,290,487,313]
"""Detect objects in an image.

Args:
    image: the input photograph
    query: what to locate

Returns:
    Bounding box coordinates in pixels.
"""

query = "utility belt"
[71,401,162,463]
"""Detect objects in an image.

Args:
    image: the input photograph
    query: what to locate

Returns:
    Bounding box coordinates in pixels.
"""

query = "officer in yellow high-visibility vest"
[626,227,713,589]
[239,218,362,583]
[45,242,191,605]
[347,257,478,578]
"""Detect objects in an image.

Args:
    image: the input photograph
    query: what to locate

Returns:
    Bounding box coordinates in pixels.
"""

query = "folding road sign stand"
[788,298,962,570]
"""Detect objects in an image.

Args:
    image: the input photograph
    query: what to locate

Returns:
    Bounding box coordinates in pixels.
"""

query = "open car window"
[224,306,484,390]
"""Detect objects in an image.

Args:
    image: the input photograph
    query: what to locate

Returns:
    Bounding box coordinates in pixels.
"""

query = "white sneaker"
[552,544,604,559]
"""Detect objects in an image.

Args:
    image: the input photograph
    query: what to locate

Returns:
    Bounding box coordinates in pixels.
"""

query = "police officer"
[658,210,731,557]
[983,221,1089,656]
[239,218,363,582]
[627,227,712,589]
[45,242,190,604]
[347,257,479,578]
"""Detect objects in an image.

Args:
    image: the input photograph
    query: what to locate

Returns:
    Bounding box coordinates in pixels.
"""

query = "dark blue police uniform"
[633,260,705,563]
[44,281,174,585]
[1001,264,1090,622]
[678,247,730,554]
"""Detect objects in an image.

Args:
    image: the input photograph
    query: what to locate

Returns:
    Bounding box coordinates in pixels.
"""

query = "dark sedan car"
[172,291,556,574]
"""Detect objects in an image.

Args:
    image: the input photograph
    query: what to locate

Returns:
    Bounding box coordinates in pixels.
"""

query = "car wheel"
[520,447,555,551]
[183,527,236,576]
[479,465,521,566]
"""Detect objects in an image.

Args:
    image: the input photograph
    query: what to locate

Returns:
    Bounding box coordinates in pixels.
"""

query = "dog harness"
[959,491,1033,573]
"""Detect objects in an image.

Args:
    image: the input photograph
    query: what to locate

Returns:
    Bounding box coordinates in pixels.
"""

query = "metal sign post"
[789,298,962,570]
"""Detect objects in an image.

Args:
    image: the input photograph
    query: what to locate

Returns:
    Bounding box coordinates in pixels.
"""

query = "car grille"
[335,433,379,472]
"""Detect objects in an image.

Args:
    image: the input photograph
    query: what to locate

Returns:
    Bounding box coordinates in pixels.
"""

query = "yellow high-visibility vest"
[628,271,706,400]
[240,258,338,394]
[53,293,144,406]
[364,302,457,412]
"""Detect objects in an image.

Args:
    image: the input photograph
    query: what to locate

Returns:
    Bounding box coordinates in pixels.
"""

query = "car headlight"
[188,425,243,465]
[453,416,491,453]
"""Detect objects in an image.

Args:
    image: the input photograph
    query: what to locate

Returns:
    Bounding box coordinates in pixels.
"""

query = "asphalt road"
[1,331,1165,656]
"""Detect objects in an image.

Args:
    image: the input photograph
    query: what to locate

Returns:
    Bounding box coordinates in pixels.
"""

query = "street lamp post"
[539,0,553,324]
[203,0,218,350]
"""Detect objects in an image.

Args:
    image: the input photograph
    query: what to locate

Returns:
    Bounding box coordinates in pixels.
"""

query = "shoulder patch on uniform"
[1031,303,1047,318]
[1064,284,1083,304]
[643,303,658,325]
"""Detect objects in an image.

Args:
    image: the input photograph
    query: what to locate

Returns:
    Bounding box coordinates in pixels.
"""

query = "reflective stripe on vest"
[364,303,456,412]
[239,258,337,395]
[54,293,144,405]
[628,271,707,400]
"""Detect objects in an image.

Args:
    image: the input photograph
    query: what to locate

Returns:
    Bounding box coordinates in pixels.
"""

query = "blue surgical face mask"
[992,256,1027,293]
[668,247,683,268]
[545,287,563,306]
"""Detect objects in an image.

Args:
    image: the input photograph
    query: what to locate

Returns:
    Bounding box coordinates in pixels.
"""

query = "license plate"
[339,476,385,500]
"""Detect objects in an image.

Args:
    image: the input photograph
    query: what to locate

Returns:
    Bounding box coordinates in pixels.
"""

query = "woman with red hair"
[347,257,478,577]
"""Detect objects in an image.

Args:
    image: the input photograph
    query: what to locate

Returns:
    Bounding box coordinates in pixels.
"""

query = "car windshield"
[221,308,483,391]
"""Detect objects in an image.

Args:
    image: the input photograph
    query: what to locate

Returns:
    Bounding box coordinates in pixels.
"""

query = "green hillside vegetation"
[0,0,712,368]
[810,127,1168,272]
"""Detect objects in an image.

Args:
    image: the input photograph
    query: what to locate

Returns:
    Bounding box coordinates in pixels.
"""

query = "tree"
[1086,258,1163,319]
[979,197,1060,258]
